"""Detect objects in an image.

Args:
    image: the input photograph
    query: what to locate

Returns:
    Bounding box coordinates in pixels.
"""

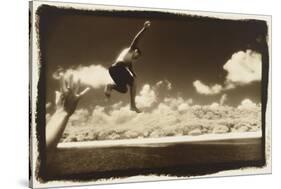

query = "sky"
[38,5,268,112]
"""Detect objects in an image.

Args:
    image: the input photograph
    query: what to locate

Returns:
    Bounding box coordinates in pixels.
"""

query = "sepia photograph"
[29,0,271,188]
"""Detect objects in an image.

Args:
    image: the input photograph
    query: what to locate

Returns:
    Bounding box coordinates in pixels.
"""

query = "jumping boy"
[104,21,151,113]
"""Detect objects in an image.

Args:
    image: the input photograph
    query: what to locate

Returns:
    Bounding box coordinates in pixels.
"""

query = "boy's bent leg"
[105,83,128,97]
[129,79,141,113]
[104,84,114,98]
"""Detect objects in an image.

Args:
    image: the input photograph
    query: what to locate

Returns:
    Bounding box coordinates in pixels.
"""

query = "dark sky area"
[38,5,268,109]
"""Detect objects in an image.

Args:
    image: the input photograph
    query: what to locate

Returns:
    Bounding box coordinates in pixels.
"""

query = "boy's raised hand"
[144,21,151,28]
[55,73,90,116]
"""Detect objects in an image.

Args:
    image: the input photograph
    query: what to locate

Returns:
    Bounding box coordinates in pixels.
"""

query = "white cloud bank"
[60,95,261,142]
[193,50,262,95]
[54,79,261,142]
[54,64,113,89]
[193,80,223,95]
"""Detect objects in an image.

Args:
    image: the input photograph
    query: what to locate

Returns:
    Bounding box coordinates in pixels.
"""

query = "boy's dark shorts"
[109,64,134,88]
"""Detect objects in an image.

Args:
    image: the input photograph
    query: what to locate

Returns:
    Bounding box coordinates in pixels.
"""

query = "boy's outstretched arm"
[130,21,151,49]
[46,74,89,153]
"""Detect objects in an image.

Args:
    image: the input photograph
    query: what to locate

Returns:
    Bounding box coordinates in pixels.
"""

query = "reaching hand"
[55,74,90,116]
[144,21,151,28]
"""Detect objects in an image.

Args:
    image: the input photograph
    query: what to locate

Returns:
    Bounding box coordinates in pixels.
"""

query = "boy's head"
[131,48,142,60]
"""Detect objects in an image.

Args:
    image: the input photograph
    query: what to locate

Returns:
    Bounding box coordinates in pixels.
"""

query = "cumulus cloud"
[109,105,138,124]
[163,96,192,111]
[111,101,124,110]
[91,105,111,124]
[156,80,172,90]
[209,102,219,109]
[135,84,157,108]
[224,50,262,86]
[134,80,173,109]
[193,80,223,95]
[178,103,190,112]
[237,99,258,110]
[193,50,262,95]
[164,96,184,107]
[54,64,113,89]
[82,80,172,126]
[61,96,261,142]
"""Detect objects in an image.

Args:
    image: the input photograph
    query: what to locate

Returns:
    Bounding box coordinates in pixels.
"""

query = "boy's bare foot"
[104,84,111,98]
[130,106,141,113]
